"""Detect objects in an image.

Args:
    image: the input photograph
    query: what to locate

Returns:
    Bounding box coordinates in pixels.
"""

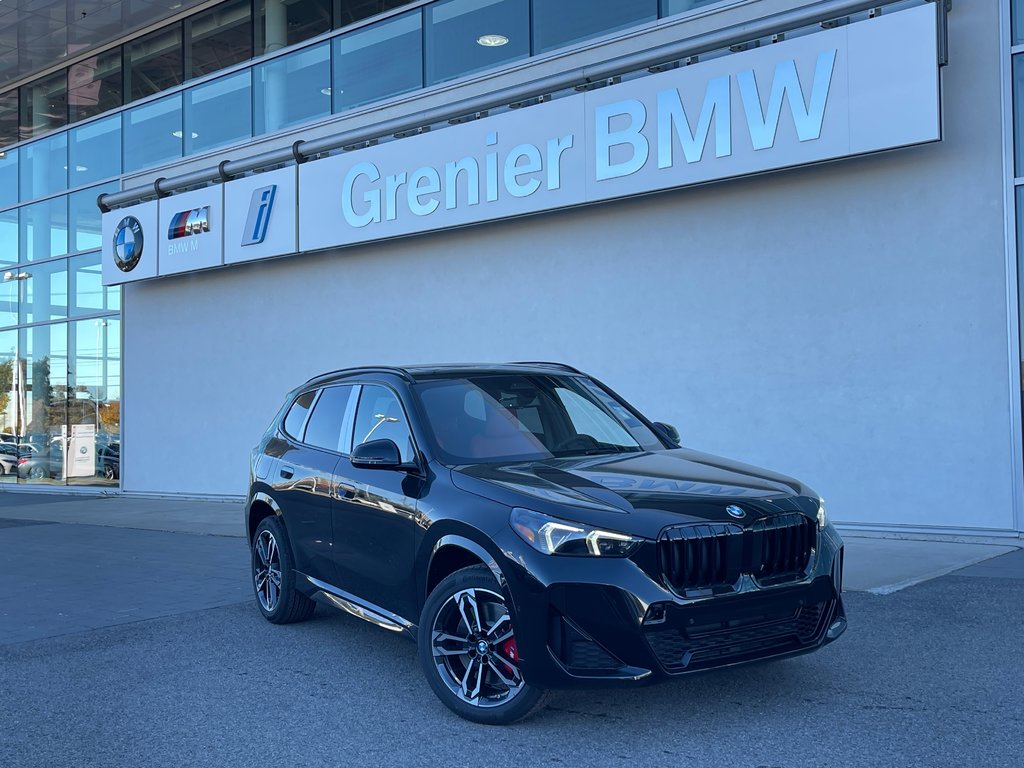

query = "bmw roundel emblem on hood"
[726,505,746,519]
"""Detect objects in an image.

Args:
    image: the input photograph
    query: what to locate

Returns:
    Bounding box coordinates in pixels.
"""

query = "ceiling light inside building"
[477,34,509,47]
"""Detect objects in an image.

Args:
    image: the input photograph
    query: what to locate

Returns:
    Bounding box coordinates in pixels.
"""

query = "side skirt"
[296,571,418,642]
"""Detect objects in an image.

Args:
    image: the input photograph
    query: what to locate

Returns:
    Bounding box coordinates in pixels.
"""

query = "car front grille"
[657,512,816,595]
[645,599,833,673]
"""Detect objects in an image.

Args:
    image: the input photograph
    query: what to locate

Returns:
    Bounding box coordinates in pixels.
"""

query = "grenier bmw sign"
[101,5,939,286]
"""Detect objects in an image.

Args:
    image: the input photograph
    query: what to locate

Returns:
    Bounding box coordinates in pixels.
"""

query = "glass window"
[19,196,68,263]
[0,329,16,448]
[335,1,415,29]
[188,0,254,79]
[532,0,658,54]
[68,48,123,124]
[68,317,121,486]
[123,94,183,173]
[414,374,662,463]
[127,25,184,102]
[70,182,119,254]
[0,209,16,270]
[660,0,727,18]
[0,91,17,149]
[283,389,317,438]
[19,259,68,325]
[1014,0,1024,45]
[69,116,121,186]
[19,323,69,475]
[70,253,121,317]
[426,0,529,86]
[185,71,252,156]
[304,384,355,451]
[69,249,120,315]
[19,133,68,201]
[353,384,414,462]
[19,71,68,140]
[254,42,331,135]
[333,11,422,112]
[1016,56,1024,178]
[0,269,18,328]
[0,149,16,210]
[257,0,332,55]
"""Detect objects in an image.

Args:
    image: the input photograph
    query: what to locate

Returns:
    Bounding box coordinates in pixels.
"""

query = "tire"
[29,465,45,480]
[418,565,547,725]
[251,515,316,624]
[102,463,116,481]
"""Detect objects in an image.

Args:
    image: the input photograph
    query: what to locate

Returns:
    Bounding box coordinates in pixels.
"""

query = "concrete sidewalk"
[0,491,1019,593]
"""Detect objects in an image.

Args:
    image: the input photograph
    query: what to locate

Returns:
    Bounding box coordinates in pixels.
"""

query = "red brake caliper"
[500,637,518,670]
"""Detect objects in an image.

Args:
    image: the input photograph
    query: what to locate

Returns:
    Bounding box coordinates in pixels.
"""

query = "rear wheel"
[251,515,316,624]
[418,565,547,724]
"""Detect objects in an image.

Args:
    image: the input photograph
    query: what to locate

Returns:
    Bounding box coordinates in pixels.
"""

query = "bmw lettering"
[113,216,144,273]
[242,185,276,246]
[167,206,211,256]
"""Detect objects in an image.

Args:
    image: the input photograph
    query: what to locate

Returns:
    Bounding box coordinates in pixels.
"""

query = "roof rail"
[303,366,414,385]
[508,361,584,374]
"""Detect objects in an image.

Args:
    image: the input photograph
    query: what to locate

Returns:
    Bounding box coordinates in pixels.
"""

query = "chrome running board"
[305,575,413,635]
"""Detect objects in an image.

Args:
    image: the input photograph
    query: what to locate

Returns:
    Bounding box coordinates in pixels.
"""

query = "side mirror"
[351,438,403,469]
[653,422,680,445]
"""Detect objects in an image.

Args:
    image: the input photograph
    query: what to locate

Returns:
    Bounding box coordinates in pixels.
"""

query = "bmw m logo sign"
[726,505,746,519]
[167,206,211,239]
[113,216,144,273]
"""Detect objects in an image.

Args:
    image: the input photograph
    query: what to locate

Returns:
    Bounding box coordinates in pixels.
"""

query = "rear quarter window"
[282,390,317,440]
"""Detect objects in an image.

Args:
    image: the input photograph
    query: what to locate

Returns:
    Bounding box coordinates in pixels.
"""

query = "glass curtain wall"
[0,130,120,486]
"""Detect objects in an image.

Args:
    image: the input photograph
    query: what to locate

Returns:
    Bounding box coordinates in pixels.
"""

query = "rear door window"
[303,385,356,453]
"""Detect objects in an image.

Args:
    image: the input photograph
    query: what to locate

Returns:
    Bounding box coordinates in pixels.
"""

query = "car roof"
[303,362,584,388]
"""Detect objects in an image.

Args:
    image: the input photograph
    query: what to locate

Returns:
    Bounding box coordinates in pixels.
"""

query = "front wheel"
[418,565,547,725]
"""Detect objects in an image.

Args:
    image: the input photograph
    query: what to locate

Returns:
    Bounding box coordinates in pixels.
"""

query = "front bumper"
[495,524,846,689]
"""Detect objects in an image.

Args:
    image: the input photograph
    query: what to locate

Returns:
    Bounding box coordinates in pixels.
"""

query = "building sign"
[158,187,223,276]
[223,166,298,265]
[102,4,939,285]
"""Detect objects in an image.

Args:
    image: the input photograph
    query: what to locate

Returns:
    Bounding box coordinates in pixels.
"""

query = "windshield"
[413,373,665,464]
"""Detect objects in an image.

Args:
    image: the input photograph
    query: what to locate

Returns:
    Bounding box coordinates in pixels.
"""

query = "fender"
[246,490,284,541]
[421,531,510,607]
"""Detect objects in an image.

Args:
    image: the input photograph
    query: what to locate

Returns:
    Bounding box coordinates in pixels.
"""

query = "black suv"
[246,363,846,724]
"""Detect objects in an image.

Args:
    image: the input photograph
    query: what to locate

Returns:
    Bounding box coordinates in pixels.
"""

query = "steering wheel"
[552,434,601,453]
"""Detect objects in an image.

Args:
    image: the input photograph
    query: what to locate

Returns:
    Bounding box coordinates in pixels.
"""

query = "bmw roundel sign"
[113,216,144,273]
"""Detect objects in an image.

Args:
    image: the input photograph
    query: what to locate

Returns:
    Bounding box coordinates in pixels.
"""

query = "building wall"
[123,0,1019,534]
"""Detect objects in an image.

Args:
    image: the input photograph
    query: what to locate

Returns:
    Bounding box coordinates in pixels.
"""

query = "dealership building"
[0,0,1022,539]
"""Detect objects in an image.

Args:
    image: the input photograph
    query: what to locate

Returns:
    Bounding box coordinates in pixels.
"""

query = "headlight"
[510,508,642,556]
[817,499,828,529]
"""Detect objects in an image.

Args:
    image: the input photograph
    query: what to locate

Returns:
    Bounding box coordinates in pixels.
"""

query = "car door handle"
[280,466,294,479]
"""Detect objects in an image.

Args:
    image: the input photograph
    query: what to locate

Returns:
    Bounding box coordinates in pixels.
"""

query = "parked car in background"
[245,363,846,724]
[0,443,19,475]
[17,441,62,481]
[98,443,120,481]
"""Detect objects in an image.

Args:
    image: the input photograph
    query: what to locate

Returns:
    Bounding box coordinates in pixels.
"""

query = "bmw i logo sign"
[113,216,144,273]
[726,505,746,519]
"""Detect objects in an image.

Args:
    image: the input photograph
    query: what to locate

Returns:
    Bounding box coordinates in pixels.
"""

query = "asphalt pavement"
[0,497,1021,768]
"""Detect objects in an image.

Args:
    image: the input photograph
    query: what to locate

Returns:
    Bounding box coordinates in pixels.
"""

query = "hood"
[450,448,818,538]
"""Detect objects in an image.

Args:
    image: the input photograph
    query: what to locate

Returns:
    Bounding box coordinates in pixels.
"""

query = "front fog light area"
[510,508,642,556]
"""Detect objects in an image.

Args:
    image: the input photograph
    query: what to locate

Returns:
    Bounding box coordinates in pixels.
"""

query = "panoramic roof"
[0,0,208,88]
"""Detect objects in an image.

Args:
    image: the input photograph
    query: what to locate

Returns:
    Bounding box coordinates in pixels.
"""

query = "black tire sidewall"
[418,565,545,725]
[251,515,305,623]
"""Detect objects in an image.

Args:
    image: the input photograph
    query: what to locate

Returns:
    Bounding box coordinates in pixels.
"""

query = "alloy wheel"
[253,530,282,612]
[430,587,524,708]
